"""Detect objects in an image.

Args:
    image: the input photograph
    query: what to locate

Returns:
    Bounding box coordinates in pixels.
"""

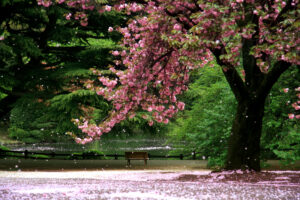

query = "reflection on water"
[5,139,178,156]
[134,146,172,151]
[6,143,86,153]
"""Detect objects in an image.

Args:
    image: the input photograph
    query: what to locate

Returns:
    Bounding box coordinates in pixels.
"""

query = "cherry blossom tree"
[39,0,299,171]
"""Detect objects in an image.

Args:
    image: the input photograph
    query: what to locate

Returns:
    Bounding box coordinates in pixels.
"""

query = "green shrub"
[9,127,45,143]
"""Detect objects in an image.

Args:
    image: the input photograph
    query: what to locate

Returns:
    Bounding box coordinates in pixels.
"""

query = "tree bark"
[225,98,265,171]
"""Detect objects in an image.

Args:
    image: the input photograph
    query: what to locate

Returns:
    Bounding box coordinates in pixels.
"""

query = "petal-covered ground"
[0,170,299,199]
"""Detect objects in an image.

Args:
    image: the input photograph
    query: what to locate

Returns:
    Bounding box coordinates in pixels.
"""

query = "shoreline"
[0,159,208,171]
[0,159,299,172]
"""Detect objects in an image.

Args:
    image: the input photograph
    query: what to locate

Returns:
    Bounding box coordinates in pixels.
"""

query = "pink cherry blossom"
[112,51,119,56]
[148,120,154,126]
[66,13,72,20]
[177,102,185,110]
[108,27,113,32]
[105,5,111,12]
[288,114,295,119]
[173,24,182,31]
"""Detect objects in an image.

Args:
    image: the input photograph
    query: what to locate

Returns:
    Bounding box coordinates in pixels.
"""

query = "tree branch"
[242,37,264,89]
[257,61,292,100]
[213,48,249,101]
[272,0,294,26]
[192,0,203,11]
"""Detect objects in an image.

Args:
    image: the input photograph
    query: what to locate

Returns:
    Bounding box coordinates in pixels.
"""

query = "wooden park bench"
[125,152,149,166]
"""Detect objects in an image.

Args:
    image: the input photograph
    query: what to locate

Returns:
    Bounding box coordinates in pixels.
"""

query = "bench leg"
[127,159,130,166]
[144,159,147,165]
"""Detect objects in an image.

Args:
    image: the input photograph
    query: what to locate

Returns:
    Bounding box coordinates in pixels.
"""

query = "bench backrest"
[125,152,149,159]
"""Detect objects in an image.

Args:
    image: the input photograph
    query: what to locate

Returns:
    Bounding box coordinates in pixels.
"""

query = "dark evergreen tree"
[0,0,127,142]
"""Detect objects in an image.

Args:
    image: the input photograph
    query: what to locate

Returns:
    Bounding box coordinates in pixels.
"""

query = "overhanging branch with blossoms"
[38,0,299,171]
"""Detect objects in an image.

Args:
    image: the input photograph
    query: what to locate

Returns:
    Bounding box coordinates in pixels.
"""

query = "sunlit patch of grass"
[87,38,117,48]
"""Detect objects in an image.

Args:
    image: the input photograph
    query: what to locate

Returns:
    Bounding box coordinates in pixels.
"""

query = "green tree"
[261,67,300,164]
[0,0,126,142]
[168,66,236,168]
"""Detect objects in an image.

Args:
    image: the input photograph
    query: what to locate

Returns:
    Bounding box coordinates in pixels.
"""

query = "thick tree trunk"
[225,98,266,171]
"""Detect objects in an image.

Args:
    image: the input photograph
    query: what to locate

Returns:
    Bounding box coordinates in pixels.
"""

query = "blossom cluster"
[37,0,98,26]
[284,87,300,119]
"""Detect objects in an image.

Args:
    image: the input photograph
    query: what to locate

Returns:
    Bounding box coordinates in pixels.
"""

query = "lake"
[4,138,185,157]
